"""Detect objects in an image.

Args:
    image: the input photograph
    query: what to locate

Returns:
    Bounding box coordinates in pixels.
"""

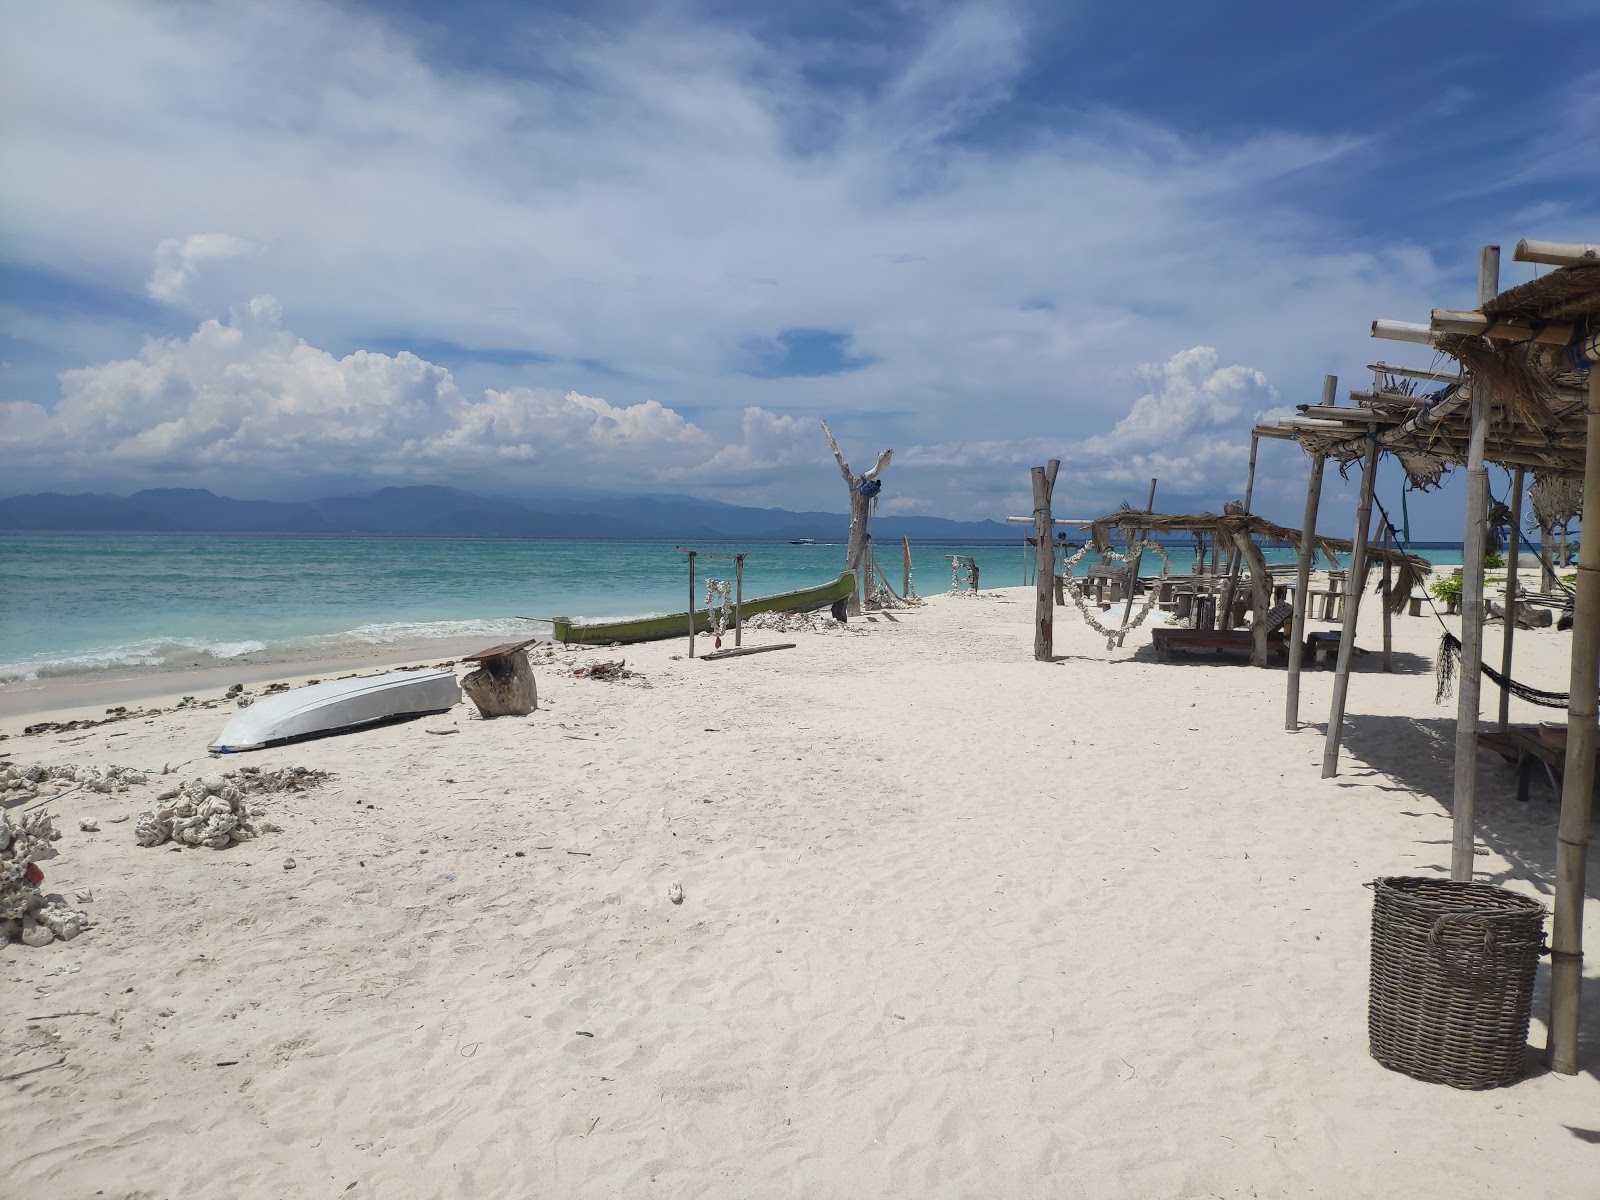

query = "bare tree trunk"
[822,421,893,616]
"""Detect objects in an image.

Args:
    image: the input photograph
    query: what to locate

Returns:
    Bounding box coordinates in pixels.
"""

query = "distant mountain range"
[0,485,1015,542]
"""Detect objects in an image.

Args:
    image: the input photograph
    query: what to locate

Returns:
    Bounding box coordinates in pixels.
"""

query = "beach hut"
[1258,240,1598,1074]
[1079,508,1427,668]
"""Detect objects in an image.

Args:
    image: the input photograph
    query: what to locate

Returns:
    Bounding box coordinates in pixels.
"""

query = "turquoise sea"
[0,534,1466,684]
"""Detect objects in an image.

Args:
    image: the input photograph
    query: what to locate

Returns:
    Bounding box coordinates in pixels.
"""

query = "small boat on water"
[209,670,461,753]
[551,570,855,646]
[789,538,817,545]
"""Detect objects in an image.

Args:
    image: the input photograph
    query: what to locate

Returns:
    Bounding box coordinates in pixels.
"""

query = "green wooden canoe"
[551,570,856,646]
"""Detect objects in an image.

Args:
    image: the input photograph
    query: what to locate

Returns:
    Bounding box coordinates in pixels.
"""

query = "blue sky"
[1,0,1595,536]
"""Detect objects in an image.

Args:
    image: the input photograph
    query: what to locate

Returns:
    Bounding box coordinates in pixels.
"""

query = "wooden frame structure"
[1257,239,1599,1074]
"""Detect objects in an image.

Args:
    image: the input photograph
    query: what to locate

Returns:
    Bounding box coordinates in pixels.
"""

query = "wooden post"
[1449,245,1498,882]
[821,420,892,617]
[1284,381,1330,732]
[903,535,913,599]
[1232,529,1273,667]
[1381,525,1394,673]
[734,554,744,648]
[1498,467,1525,729]
[1220,437,1260,623]
[1321,429,1380,777]
[1033,460,1061,661]
[1547,347,1600,1074]
[1541,524,1555,591]
[1117,478,1158,645]
[687,550,697,659]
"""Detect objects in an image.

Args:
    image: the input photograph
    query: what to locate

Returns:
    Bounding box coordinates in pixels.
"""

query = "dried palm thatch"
[1530,471,1583,531]
[1433,335,1556,432]
[1086,508,1430,614]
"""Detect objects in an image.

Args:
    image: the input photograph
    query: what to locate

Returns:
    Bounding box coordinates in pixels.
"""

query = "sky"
[2,0,1596,538]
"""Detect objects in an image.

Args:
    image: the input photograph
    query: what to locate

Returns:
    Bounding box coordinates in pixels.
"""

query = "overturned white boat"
[209,670,461,753]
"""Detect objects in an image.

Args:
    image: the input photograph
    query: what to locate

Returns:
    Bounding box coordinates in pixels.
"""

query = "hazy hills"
[0,485,1013,542]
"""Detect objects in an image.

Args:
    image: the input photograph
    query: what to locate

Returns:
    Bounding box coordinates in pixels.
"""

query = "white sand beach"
[2,591,1596,1198]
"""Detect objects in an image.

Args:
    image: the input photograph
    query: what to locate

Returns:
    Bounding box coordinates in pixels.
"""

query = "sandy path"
[2,591,1595,1198]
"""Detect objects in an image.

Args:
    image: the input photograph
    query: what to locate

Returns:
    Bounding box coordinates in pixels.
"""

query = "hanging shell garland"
[1058,540,1172,651]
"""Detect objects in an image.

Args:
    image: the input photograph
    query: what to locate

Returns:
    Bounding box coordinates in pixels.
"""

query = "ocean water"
[0,534,1465,684]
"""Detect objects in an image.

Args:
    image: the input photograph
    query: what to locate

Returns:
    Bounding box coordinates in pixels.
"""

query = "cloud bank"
[2,297,1284,518]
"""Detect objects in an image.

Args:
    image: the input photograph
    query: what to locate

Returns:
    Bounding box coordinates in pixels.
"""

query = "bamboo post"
[1117,478,1158,644]
[686,550,697,659]
[1449,245,1498,881]
[734,554,744,648]
[1220,436,1260,623]
[1541,525,1555,591]
[903,535,912,599]
[1321,429,1380,777]
[1547,341,1600,1074]
[1381,526,1394,672]
[1498,468,1525,729]
[1033,460,1061,660]
[1284,386,1330,731]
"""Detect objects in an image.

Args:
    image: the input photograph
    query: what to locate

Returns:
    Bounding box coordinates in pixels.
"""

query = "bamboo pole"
[1284,422,1329,731]
[1498,468,1525,729]
[1371,319,1438,346]
[1321,429,1380,778]
[1117,478,1158,645]
[734,554,744,649]
[1220,438,1259,625]
[1514,238,1600,266]
[1381,525,1394,673]
[1032,460,1060,661]
[686,550,697,659]
[1547,348,1600,1075]
[903,535,912,599]
[1541,525,1555,591]
[1449,245,1499,882]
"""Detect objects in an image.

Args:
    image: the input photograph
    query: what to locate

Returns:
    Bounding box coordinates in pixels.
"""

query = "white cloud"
[1,300,1292,522]
[146,233,261,303]
[0,1,1466,522]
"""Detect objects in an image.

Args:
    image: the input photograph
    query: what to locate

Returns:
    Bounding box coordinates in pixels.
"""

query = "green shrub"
[1483,551,1505,570]
[1430,574,1463,606]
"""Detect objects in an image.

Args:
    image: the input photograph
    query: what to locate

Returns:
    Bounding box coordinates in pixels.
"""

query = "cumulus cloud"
[147,233,261,303]
[1,299,1289,521]
[0,298,815,494]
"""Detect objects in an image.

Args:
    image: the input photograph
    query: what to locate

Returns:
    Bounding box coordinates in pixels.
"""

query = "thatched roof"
[1257,244,1597,484]
[1084,507,1430,608]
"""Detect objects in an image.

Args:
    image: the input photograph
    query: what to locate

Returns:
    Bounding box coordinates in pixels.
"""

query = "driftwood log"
[821,420,893,616]
[460,639,539,717]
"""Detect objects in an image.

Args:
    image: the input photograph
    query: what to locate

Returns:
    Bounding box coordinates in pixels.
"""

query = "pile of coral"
[744,612,866,635]
[0,762,149,801]
[135,766,328,850]
[0,810,89,947]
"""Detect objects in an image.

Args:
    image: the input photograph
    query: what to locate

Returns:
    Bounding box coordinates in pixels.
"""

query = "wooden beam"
[1032,460,1061,661]
[1498,467,1525,729]
[1450,245,1498,882]
[1322,427,1380,777]
[1253,423,1299,440]
[1547,337,1600,1075]
[1430,308,1575,346]
[1285,377,1330,732]
[1296,405,1405,423]
[1367,362,1462,384]
[1372,319,1438,345]
[1514,238,1600,267]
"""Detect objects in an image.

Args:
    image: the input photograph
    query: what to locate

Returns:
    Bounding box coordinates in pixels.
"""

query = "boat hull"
[551,570,855,646]
[209,670,461,753]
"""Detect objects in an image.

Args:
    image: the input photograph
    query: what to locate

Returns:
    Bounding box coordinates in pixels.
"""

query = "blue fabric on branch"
[858,479,883,499]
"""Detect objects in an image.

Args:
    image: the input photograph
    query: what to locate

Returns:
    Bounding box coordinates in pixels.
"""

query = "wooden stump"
[460,639,539,717]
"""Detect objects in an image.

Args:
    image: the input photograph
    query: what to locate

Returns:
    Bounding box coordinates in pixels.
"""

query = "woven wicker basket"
[1368,876,1547,1089]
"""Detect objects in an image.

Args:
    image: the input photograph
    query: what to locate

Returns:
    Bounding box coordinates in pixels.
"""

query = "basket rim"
[1371,875,1547,919]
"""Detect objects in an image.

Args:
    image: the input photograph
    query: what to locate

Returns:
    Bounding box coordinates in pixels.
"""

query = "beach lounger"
[1149,602,1294,661]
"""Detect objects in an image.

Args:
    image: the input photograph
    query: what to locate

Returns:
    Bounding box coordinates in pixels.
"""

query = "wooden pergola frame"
[1260,239,1599,1075]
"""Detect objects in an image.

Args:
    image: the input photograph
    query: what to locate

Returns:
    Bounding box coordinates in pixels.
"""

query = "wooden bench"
[1479,727,1572,803]
[1151,626,1288,661]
